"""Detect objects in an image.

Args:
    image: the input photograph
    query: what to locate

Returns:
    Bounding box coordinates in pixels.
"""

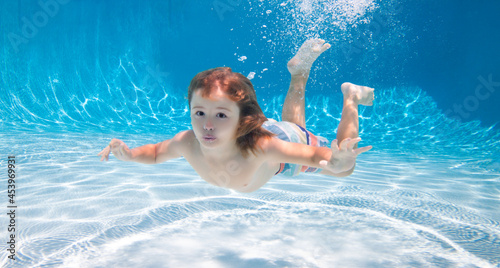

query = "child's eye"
[195,111,204,116]
[216,113,227,118]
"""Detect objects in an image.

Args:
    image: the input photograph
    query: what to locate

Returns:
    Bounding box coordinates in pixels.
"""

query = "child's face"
[190,88,240,149]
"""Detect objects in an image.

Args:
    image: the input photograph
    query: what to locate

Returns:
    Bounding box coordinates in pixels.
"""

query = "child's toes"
[321,43,331,52]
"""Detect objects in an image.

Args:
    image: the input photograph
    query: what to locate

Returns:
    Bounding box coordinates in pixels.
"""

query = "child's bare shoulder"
[257,135,281,156]
[171,130,196,145]
[162,130,197,154]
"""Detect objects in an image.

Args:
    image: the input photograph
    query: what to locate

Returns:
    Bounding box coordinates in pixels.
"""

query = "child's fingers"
[99,150,108,161]
[347,137,362,149]
[98,146,111,161]
[354,145,372,155]
[98,148,107,156]
[321,43,331,52]
[339,138,351,150]
[330,139,339,151]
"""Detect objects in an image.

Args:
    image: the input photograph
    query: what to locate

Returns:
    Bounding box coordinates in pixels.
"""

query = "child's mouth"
[203,135,216,142]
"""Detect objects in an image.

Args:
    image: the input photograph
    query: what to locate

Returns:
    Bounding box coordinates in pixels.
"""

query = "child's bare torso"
[180,130,280,193]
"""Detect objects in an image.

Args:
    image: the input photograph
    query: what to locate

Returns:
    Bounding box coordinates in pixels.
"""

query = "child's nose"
[204,120,214,130]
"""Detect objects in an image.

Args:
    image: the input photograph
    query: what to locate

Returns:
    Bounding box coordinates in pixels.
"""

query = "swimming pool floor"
[0,131,498,267]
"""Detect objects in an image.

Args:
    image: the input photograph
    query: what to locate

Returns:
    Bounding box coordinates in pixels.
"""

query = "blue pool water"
[1,0,500,267]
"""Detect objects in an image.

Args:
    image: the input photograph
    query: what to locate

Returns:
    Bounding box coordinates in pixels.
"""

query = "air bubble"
[247,72,256,80]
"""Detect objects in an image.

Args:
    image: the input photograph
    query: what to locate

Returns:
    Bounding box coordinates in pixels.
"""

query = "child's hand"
[319,137,372,174]
[98,138,132,161]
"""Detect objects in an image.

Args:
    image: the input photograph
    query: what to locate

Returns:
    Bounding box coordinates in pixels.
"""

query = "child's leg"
[319,82,374,177]
[282,39,330,128]
[337,82,374,147]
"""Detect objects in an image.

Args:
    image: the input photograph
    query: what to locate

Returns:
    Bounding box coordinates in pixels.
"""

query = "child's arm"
[265,137,371,175]
[98,131,188,164]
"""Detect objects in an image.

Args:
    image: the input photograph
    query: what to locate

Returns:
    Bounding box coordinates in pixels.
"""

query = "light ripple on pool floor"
[53,202,496,268]
[1,131,499,267]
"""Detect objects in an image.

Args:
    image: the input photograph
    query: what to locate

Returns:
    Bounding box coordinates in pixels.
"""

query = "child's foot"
[287,38,331,76]
[341,82,375,106]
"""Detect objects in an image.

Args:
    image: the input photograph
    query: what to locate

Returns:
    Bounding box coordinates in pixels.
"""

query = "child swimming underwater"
[98,38,374,193]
